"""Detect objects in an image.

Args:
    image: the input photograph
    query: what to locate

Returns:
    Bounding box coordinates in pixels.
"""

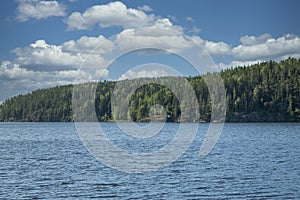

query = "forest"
[0,57,299,122]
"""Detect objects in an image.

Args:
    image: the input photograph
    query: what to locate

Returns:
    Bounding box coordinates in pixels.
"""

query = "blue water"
[0,123,299,199]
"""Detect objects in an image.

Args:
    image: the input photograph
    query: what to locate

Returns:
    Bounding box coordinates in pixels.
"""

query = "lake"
[0,123,299,199]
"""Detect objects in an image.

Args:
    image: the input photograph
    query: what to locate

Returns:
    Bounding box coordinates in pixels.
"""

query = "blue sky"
[0,0,300,102]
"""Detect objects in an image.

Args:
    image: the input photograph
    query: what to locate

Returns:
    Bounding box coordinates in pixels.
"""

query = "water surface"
[0,123,299,199]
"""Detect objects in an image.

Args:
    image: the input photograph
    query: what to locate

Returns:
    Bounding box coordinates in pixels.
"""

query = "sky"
[0,0,300,103]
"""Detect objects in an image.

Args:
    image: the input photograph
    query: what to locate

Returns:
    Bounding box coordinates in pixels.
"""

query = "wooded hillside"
[0,58,299,122]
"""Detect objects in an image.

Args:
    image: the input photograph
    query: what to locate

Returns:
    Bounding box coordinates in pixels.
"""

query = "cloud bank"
[1,1,300,102]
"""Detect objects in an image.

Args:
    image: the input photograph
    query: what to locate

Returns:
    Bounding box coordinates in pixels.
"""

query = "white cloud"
[65,2,181,32]
[16,0,66,22]
[189,26,201,34]
[5,0,300,104]
[62,35,114,54]
[13,39,108,71]
[205,41,231,56]
[118,62,182,81]
[119,69,175,80]
[167,15,177,23]
[186,17,194,22]
[207,34,300,70]
[239,34,272,46]
[8,32,300,82]
[192,36,231,56]
[13,32,300,94]
[138,5,153,12]
[63,1,300,64]
[212,60,262,71]
[15,27,204,82]
[13,40,83,70]
[229,60,262,67]
[0,60,36,79]
[0,60,75,90]
[114,27,195,53]
[0,59,109,102]
[65,1,157,30]
[232,34,300,61]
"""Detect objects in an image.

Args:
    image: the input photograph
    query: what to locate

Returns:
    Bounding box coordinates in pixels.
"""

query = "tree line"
[0,57,299,122]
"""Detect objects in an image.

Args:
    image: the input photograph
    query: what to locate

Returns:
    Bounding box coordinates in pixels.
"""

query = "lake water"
[0,123,299,199]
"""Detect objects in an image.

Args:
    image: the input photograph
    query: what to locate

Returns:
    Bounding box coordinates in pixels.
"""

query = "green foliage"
[222,58,300,122]
[0,85,73,122]
[0,58,299,122]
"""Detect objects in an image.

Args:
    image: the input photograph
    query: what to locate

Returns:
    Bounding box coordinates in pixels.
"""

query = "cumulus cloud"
[138,5,153,12]
[0,59,109,102]
[239,33,272,46]
[192,36,231,56]
[0,60,88,86]
[5,0,300,104]
[8,32,300,80]
[13,39,108,71]
[16,0,66,22]
[205,41,231,56]
[232,34,300,61]
[63,2,300,64]
[205,34,300,69]
[2,24,208,101]
[114,27,195,52]
[11,31,299,90]
[62,35,114,54]
[13,40,83,70]
[0,60,36,80]
[65,1,157,30]
[0,60,75,101]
